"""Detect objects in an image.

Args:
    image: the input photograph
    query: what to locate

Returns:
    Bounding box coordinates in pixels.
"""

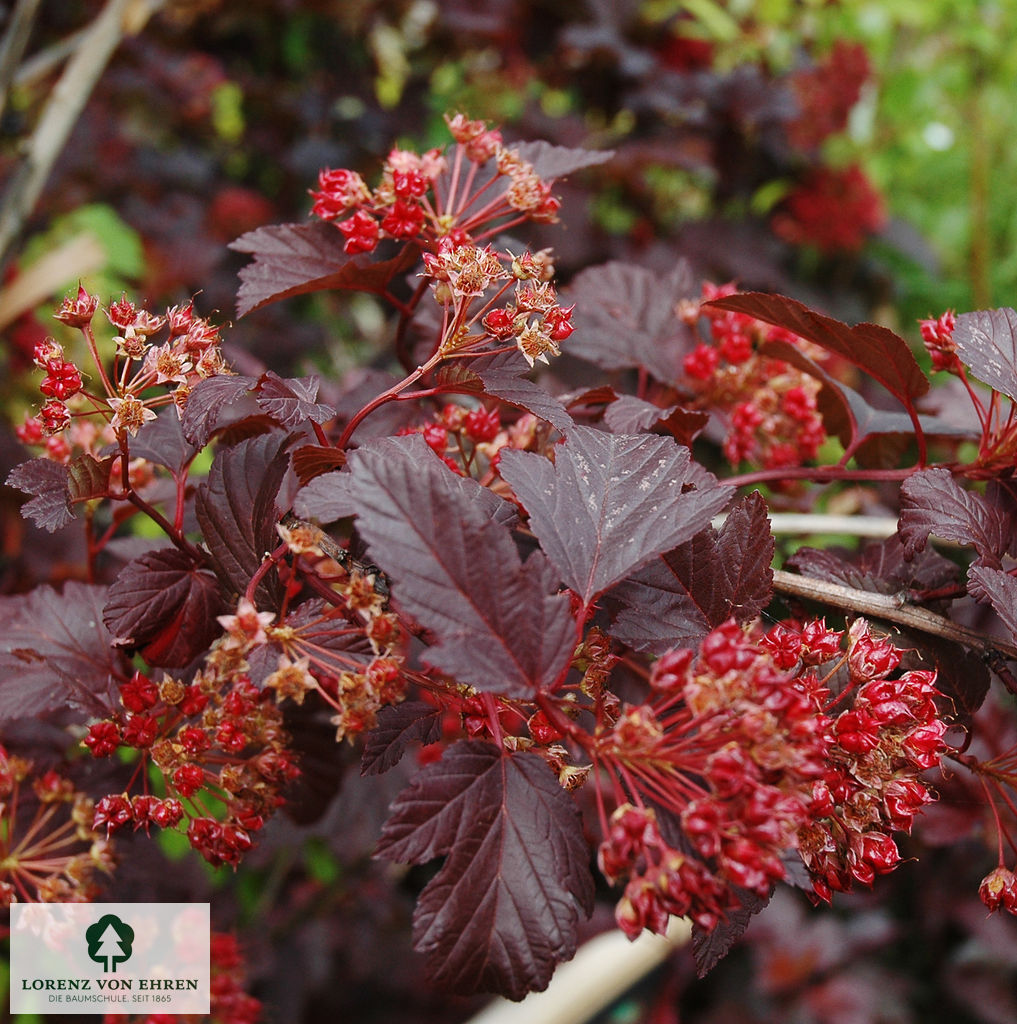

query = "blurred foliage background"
[4,1,1017,1022]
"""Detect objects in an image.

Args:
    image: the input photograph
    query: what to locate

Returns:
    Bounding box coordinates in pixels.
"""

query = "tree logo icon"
[85,914,135,973]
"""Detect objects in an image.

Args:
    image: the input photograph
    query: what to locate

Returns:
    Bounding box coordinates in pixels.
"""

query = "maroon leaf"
[691,887,770,977]
[375,740,594,999]
[787,536,958,595]
[103,548,226,668]
[7,455,115,532]
[603,394,709,446]
[129,408,199,472]
[708,292,929,406]
[435,350,573,432]
[565,261,699,384]
[7,458,74,531]
[953,308,1017,401]
[514,139,614,180]
[291,444,346,486]
[66,453,115,505]
[346,434,572,696]
[230,221,420,317]
[292,469,357,522]
[609,493,773,653]
[968,566,1017,642]
[360,701,443,776]
[194,431,293,606]
[180,374,259,447]
[499,426,732,605]
[900,468,1009,567]
[0,582,126,723]
[254,371,334,428]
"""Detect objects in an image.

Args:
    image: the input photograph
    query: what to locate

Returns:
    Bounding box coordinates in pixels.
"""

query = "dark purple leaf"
[787,536,958,595]
[292,470,357,522]
[603,395,709,447]
[692,887,770,977]
[610,493,773,653]
[709,292,929,406]
[0,582,126,723]
[129,408,199,472]
[375,741,594,999]
[347,435,571,695]
[66,454,115,505]
[103,548,226,667]
[194,431,293,606]
[254,372,334,428]
[900,468,1008,567]
[499,426,732,604]
[180,374,259,447]
[7,458,74,531]
[291,444,346,486]
[435,350,573,432]
[361,701,443,776]
[7,455,115,532]
[230,221,420,317]
[514,139,614,180]
[953,308,1017,401]
[565,261,699,384]
[968,566,1017,642]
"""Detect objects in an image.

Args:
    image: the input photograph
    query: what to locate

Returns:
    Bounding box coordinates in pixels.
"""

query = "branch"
[772,568,1017,661]
[0,0,166,266]
[0,0,43,121]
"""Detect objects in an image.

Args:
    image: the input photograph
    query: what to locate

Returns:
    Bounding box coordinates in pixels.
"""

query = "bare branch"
[0,0,166,266]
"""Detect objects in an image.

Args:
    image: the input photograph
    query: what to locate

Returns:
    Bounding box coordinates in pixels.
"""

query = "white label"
[10,903,210,1015]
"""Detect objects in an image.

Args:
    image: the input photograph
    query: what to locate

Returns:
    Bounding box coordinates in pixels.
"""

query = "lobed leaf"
[968,566,1017,643]
[708,292,929,406]
[899,468,1009,567]
[565,261,699,384]
[7,458,74,531]
[231,221,420,317]
[513,139,615,180]
[609,492,773,653]
[254,371,334,428]
[499,426,732,605]
[602,394,709,448]
[180,374,260,447]
[953,308,1017,401]
[346,435,569,695]
[0,582,126,723]
[194,431,293,606]
[375,740,594,999]
[7,455,115,532]
[360,701,443,776]
[103,548,226,668]
[129,408,199,472]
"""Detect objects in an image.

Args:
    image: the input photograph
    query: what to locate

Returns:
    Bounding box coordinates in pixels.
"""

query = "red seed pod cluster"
[85,665,298,868]
[919,309,960,374]
[595,618,949,938]
[771,164,886,253]
[309,112,560,258]
[681,282,827,470]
